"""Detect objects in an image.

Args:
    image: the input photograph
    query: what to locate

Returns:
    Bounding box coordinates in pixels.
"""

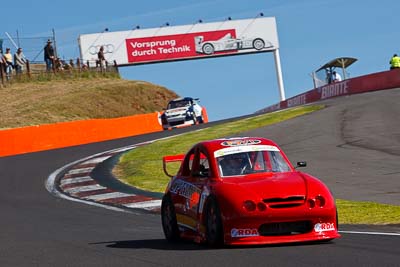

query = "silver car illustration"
[195,33,273,55]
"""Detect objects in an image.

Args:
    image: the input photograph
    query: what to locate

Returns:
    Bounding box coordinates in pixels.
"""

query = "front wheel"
[161,194,180,242]
[253,39,265,50]
[205,198,223,247]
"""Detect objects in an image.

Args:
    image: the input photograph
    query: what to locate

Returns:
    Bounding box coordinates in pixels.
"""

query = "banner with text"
[78,17,278,66]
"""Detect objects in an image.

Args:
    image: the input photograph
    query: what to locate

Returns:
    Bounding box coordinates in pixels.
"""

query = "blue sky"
[2,0,399,121]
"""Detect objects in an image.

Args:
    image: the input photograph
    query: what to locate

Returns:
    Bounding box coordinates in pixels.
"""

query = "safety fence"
[0,58,119,87]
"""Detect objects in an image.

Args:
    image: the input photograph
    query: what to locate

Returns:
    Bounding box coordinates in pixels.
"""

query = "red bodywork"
[162,137,340,246]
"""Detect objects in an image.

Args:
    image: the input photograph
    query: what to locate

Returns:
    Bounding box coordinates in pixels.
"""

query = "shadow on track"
[89,238,335,251]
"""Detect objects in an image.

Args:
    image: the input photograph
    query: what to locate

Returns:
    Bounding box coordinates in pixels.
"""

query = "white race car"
[195,33,273,55]
[160,97,204,130]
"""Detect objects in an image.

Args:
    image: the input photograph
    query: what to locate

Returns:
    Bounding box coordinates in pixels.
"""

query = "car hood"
[222,172,307,200]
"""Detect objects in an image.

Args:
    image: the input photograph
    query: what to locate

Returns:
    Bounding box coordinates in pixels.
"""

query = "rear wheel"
[205,198,223,247]
[161,194,180,242]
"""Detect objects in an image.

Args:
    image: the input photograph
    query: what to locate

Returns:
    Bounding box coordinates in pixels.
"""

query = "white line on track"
[46,134,400,236]
[339,230,400,237]
[64,184,107,194]
[67,167,94,175]
[82,156,112,164]
[46,152,130,213]
[84,192,135,201]
[123,200,162,209]
[60,176,93,185]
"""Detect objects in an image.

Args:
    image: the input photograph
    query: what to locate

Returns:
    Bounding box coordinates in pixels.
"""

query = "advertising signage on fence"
[78,17,279,66]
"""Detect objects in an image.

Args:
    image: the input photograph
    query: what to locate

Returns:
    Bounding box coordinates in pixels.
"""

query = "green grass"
[114,105,323,192]
[336,199,400,224]
[0,77,178,129]
[114,104,400,225]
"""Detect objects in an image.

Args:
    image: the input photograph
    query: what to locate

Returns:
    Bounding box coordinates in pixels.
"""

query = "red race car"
[161,137,340,246]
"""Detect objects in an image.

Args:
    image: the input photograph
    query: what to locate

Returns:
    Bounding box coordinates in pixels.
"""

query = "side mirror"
[296,161,307,168]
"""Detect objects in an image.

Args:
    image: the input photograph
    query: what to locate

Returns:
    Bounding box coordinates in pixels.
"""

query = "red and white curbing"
[46,144,161,213]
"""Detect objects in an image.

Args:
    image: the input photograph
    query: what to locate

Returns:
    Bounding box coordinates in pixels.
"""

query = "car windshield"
[215,146,291,177]
[168,100,191,109]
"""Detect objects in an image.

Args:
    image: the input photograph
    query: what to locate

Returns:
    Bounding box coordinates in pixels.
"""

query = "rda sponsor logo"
[320,81,349,99]
[314,223,335,233]
[231,228,259,237]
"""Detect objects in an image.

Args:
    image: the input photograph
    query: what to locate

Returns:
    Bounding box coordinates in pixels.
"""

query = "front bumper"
[223,208,340,245]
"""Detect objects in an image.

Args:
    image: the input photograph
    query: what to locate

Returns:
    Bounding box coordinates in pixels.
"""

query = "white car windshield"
[216,148,291,177]
[168,100,191,109]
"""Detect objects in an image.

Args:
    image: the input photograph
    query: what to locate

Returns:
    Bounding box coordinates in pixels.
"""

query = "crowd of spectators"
[0,40,114,84]
[0,47,27,80]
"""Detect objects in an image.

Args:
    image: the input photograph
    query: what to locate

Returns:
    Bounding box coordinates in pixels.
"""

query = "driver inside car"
[219,153,249,176]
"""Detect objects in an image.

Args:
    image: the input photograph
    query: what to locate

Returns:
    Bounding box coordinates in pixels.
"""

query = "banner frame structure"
[78,16,286,101]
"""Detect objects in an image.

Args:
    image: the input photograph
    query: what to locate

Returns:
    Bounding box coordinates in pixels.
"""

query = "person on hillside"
[389,54,400,69]
[44,39,55,72]
[3,48,14,80]
[97,46,106,70]
[0,49,6,81]
[14,48,26,74]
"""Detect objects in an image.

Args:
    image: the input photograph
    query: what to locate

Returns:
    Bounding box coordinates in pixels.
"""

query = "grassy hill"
[0,77,179,130]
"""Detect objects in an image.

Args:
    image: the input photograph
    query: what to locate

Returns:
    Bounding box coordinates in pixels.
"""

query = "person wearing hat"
[14,48,26,74]
[44,39,55,71]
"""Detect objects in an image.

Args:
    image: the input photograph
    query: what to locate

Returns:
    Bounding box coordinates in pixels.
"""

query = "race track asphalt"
[1,87,399,266]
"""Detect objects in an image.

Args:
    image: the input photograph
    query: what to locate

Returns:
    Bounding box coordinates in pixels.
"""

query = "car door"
[186,147,212,225]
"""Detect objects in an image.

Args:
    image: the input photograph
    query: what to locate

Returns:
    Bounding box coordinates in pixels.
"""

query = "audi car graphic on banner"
[78,17,279,66]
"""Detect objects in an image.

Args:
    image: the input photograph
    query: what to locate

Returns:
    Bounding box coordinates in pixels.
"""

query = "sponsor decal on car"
[170,180,201,200]
[214,145,279,157]
[314,223,335,233]
[221,139,261,146]
[231,228,259,237]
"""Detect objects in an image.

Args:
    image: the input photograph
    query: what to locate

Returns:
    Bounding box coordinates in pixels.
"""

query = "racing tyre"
[197,116,204,124]
[192,114,197,125]
[202,43,215,55]
[161,194,180,242]
[205,197,223,247]
[253,39,265,50]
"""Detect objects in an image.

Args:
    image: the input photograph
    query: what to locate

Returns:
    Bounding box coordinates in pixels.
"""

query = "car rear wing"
[163,154,185,178]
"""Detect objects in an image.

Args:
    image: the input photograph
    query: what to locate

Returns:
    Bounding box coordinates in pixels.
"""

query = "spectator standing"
[0,49,6,82]
[389,54,400,69]
[332,71,342,82]
[44,39,55,71]
[97,46,106,70]
[4,48,13,80]
[326,69,332,84]
[14,48,26,74]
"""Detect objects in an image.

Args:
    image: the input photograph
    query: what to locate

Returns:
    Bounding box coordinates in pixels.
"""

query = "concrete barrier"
[256,69,400,113]
[0,106,209,157]
[0,112,162,157]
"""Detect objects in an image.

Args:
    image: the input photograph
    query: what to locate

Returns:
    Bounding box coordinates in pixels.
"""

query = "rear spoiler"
[163,154,185,178]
